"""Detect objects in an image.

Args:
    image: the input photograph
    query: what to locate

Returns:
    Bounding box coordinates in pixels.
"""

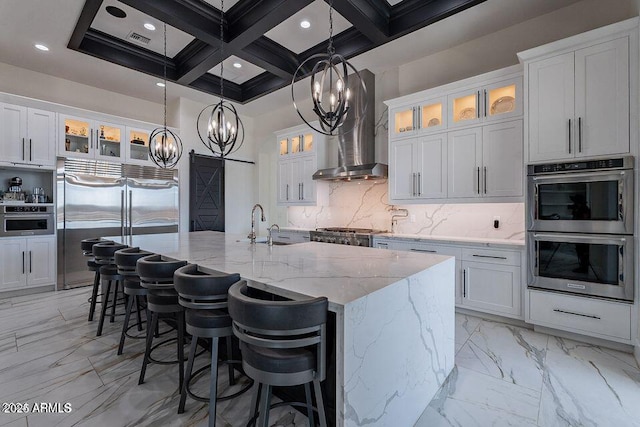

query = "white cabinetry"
[521,20,635,162]
[390,96,447,139]
[59,114,127,162]
[0,237,55,291]
[0,104,56,168]
[276,124,326,206]
[448,120,523,199]
[389,133,447,201]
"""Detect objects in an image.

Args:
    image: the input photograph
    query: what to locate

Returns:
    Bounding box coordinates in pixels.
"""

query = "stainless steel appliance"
[1,205,54,237]
[527,156,633,234]
[57,158,179,289]
[528,232,633,301]
[527,156,634,301]
[309,227,384,246]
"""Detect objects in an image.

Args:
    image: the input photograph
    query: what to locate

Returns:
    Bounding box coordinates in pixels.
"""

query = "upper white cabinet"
[0,103,56,168]
[448,77,523,129]
[389,133,447,201]
[276,123,327,206]
[126,126,154,166]
[448,120,523,199]
[520,19,637,162]
[390,96,447,138]
[60,114,126,162]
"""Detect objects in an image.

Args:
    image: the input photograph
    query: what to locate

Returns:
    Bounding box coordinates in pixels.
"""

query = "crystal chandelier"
[149,23,183,169]
[197,0,244,157]
[291,0,367,136]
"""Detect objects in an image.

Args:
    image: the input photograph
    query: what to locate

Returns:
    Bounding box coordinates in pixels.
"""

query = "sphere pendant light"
[291,0,367,136]
[197,0,245,158]
[149,23,183,169]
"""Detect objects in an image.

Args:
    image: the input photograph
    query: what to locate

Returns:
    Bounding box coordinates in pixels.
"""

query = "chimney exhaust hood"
[313,69,388,181]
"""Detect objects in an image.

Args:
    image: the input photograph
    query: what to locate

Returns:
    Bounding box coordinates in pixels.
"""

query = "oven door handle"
[530,170,628,182]
[532,233,627,244]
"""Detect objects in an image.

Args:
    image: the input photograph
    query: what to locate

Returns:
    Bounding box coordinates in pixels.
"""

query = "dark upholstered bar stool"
[174,264,253,426]
[114,247,154,355]
[228,281,329,427]
[137,254,188,388]
[81,237,111,322]
[92,241,128,337]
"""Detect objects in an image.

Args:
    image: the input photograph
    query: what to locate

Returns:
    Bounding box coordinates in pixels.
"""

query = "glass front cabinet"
[390,97,446,138]
[448,77,522,128]
[279,132,314,156]
[59,115,126,162]
[127,127,152,165]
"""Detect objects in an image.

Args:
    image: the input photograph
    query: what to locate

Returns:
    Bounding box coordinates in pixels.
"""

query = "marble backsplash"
[287,180,525,240]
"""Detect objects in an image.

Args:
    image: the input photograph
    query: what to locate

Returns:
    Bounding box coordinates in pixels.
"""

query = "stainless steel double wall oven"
[527,156,634,301]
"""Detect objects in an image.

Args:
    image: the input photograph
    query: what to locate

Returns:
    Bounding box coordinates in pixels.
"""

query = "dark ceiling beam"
[326,0,390,45]
[241,72,290,103]
[389,0,487,38]
[238,37,299,80]
[174,41,228,85]
[68,0,103,49]
[226,0,314,46]
[118,0,223,46]
[78,29,178,80]
[189,73,243,102]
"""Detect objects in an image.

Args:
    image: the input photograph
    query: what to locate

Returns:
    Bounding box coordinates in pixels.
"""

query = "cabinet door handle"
[463,269,467,298]
[417,172,421,196]
[413,107,417,130]
[568,119,572,154]
[286,184,289,201]
[29,251,32,273]
[29,139,32,161]
[418,106,422,129]
[477,167,480,194]
[472,254,508,260]
[410,248,436,253]
[300,135,304,152]
[22,251,25,274]
[476,91,480,119]
[483,166,487,194]
[484,89,487,117]
[301,183,304,200]
[22,138,25,160]
[553,308,600,320]
[578,117,582,152]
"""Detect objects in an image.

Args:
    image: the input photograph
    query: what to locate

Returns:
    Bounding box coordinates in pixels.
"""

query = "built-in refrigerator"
[56,158,178,289]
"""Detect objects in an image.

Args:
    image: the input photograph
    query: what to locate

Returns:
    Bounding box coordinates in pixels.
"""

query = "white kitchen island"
[110,231,455,426]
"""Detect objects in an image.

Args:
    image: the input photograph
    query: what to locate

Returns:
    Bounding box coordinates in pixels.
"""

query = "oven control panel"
[529,157,630,174]
[3,205,53,214]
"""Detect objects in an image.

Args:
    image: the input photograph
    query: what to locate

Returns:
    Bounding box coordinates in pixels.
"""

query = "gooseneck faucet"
[267,223,280,246]
[248,203,266,243]
[388,205,409,233]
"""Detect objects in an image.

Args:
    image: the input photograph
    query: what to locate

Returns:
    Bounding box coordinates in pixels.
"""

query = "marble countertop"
[109,231,452,311]
[375,233,525,248]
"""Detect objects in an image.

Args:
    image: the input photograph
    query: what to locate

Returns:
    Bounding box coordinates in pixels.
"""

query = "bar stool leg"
[305,382,315,427]
[135,296,143,331]
[226,336,235,385]
[109,280,120,323]
[177,312,185,390]
[313,379,327,427]
[257,384,271,427]
[178,335,199,414]
[117,293,135,355]
[96,280,112,337]
[139,311,158,385]
[88,271,100,321]
[249,383,262,424]
[209,337,219,427]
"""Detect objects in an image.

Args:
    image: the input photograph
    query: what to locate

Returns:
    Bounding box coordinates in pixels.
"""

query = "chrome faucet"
[388,205,409,233]
[267,223,280,246]
[248,204,266,243]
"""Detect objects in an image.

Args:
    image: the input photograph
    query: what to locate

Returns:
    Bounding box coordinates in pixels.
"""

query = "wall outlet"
[493,216,500,229]
[410,214,416,223]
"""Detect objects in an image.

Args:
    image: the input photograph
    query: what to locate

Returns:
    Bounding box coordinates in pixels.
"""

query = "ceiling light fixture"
[149,23,183,169]
[291,0,367,136]
[300,20,311,29]
[156,82,165,87]
[106,5,127,18]
[34,44,49,51]
[144,23,156,31]
[233,62,242,68]
[197,0,244,158]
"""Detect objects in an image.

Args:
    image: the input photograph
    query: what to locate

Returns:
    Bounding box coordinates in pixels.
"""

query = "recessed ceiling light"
[156,82,166,87]
[106,5,127,18]
[233,62,242,68]
[300,20,311,29]
[34,44,49,52]
[144,23,156,31]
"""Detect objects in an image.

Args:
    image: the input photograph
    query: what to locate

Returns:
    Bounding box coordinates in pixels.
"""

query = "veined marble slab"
[108,231,456,426]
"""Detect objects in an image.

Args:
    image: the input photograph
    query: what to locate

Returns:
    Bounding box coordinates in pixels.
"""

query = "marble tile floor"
[1,289,639,427]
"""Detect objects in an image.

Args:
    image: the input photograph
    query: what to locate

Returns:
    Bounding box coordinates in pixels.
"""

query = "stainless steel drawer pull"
[410,248,437,253]
[29,251,32,273]
[463,269,467,298]
[553,308,600,320]
[279,236,291,239]
[472,254,507,260]
[568,119,572,153]
[22,251,25,274]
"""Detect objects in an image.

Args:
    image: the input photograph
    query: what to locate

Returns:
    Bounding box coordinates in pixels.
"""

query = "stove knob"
[353,240,361,246]
[329,237,336,243]
[344,239,351,245]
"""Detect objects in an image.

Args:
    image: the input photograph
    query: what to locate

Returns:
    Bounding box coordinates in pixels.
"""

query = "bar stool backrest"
[93,241,129,265]
[81,237,111,256]
[137,254,187,290]
[228,281,328,381]
[115,247,154,276]
[174,264,240,310]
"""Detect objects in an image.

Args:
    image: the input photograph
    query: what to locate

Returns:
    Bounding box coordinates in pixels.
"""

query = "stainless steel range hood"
[313,69,388,181]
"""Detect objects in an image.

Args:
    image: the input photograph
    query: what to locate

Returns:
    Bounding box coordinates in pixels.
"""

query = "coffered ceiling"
[69,0,487,104]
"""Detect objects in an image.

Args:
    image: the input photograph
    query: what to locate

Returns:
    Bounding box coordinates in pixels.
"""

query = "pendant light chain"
[220,0,224,100]
[327,0,334,55]
[163,22,167,130]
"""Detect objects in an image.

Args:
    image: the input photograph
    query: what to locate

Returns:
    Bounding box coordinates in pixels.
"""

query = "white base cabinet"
[0,237,56,291]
